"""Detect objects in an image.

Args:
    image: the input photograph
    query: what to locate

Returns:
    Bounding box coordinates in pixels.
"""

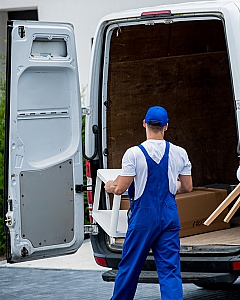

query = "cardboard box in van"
[176,188,230,237]
[120,187,229,238]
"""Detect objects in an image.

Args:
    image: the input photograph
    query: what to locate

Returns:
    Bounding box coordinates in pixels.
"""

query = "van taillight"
[232,262,240,270]
[86,160,93,223]
[94,256,108,267]
[141,10,171,17]
[86,159,91,178]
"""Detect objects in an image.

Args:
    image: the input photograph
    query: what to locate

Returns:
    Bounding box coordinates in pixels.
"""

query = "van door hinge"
[5,216,12,226]
[84,224,98,235]
[82,107,91,116]
[75,184,94,193]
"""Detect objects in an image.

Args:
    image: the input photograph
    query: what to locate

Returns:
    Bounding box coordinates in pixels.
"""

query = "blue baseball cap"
[145,106,169,126]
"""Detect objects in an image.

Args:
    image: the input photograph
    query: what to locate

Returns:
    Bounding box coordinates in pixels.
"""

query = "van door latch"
[84,224,98,235]
[82,107,91,116]
[18,26,25,38]
[75,184,94,193]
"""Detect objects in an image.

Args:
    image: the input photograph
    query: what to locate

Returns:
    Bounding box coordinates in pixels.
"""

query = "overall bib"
[111,141,183,300]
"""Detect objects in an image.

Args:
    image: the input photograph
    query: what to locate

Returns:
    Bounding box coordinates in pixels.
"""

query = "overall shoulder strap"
[163,141,170,158]
[138,144,151,160]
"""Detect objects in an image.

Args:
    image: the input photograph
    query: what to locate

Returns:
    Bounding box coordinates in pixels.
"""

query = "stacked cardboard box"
[176,187,229,237]
[119,187,230,238]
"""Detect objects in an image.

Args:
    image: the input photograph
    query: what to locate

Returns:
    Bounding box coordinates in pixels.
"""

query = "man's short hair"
[147,122,164,132]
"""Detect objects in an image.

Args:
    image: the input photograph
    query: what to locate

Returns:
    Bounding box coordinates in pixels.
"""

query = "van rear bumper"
[97,250,240,273]
[102,269,238,285]
[90,229,240,284]
[96,249,240,284]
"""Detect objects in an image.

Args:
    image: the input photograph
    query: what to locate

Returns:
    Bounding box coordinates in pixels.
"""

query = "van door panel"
[5,21,83,262]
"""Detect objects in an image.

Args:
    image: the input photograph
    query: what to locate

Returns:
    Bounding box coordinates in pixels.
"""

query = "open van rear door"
[4,21,84,262]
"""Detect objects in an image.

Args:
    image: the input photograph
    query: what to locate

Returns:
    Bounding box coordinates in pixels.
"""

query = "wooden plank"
[224,195,240,223]
[180,226,240,246]
[204,184,240,226]
[115,225,240,246]
[107,52,237,188]
[110,20,226,63]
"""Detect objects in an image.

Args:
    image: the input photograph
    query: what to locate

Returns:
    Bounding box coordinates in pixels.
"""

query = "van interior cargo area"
[103,18,240,251]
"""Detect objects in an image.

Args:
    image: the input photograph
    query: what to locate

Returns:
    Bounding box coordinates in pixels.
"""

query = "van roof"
[97,0,239,24]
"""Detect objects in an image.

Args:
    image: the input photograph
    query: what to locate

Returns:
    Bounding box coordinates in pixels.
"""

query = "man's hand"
[104,180,114,193]
[104,176,134,195]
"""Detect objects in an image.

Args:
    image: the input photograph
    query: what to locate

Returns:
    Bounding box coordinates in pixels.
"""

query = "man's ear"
[143,119,147,128]
[164,123,168,131]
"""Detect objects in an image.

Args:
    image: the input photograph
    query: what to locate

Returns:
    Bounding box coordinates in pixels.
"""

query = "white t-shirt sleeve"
[120,146,147,199]
[120,147,137,176]
[168,144,192,195]
[179,148,192,175]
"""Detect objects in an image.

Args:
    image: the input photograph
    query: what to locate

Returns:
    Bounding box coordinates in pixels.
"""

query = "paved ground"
[1,267,240,299]
[1,239,240,299]
[0,239,105,271]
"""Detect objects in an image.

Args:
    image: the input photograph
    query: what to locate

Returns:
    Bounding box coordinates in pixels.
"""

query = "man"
[104,106,192,300]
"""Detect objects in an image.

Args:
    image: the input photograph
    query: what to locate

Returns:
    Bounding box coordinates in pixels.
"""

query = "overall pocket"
[128,206,150,231]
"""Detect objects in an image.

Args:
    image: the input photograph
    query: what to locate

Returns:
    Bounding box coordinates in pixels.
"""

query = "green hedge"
[82,115,90,226]
[0,55,6,256]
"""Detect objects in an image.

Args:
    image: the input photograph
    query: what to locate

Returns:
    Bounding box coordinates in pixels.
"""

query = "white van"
[5,0,240,287]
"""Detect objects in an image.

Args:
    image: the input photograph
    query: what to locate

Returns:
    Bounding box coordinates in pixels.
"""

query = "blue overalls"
[111,141,183,300]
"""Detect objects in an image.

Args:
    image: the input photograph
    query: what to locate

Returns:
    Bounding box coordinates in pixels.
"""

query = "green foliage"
[0,54,6,256]
[82,115,90,225]
[81,85,90,226]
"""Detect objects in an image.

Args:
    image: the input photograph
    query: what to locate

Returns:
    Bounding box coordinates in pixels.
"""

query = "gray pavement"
[0,239,105,271]
[1,239,240,299]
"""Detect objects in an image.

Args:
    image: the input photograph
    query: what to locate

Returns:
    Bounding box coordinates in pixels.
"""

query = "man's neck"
[146,131,165,140]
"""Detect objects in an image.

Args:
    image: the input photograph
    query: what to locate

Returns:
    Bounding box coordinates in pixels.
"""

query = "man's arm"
[104,175,134,195]
[177,174,193,193]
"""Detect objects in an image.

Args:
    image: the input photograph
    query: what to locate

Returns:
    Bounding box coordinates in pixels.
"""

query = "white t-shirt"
[120,139,192,199]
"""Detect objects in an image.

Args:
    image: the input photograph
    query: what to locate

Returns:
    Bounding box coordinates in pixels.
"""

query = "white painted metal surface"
[6,21,84,262]
[92,169,128,237]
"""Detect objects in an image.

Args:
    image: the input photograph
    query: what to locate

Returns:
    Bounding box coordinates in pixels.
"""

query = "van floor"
[181,216,240,246]
[114,217,240,247]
